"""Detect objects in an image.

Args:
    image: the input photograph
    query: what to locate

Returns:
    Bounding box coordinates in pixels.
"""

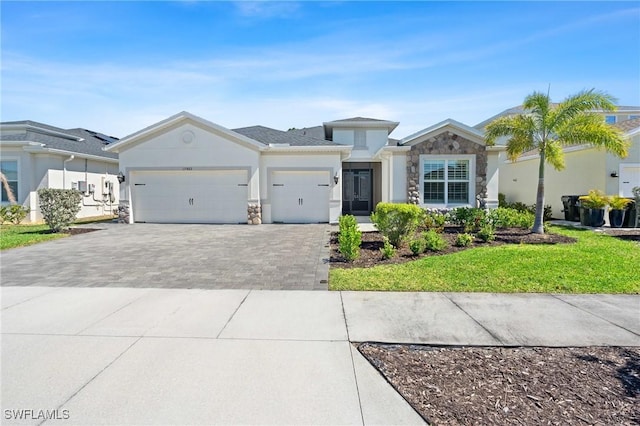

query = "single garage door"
[131,170,248,223]
[271,170,330,223]
[620,164,640,197]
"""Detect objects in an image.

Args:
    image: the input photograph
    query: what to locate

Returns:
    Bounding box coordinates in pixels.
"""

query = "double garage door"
[131,170,248,224]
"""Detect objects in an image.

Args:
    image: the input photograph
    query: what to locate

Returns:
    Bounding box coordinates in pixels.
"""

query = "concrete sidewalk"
[2,287,639,425]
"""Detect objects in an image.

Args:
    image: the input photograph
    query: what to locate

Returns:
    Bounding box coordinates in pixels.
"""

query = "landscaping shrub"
[449,207,487,233]
[488,207,534,229]
[455,233,474,247]
[338,214,361,262]
[499,194,552,222]
[0,205,30,225]
[370,203,423,247]
[422,211,447,233]
[37,189,82,232]
[477,224,496,242]
[408,237,426,256]
[380,237,396,259]
[424,230,447,252]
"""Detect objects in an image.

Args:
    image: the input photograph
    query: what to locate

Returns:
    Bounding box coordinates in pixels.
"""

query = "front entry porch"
[342,162,381,216]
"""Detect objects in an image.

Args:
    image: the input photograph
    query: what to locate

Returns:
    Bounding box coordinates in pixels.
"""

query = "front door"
[342,169,372,215]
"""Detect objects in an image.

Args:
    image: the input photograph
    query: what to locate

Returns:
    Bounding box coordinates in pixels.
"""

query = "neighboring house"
[104,112,503,224]
[479,107,640,219]
[0,121,120,222]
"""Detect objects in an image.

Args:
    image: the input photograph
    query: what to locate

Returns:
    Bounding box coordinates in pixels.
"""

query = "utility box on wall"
[77,181,87,192]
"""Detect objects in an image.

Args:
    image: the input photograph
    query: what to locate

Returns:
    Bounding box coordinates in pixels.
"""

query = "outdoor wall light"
[610,171,619,178]
[117,171,126,183]
[334,173,340,185]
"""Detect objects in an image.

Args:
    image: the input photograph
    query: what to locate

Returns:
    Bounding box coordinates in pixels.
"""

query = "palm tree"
[484,89,628,234]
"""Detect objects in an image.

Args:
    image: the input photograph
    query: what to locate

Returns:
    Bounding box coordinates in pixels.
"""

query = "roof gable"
[400,119,485,146]
[104,111,265,153]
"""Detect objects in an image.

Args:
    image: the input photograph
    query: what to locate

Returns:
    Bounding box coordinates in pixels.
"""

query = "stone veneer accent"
[407,131,487,205]
[247,203,262,225]
[117,201,130,224]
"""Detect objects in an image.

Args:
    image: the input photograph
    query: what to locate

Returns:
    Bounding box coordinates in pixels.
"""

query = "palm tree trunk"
[0,172,17,204]
[532,153,545,234]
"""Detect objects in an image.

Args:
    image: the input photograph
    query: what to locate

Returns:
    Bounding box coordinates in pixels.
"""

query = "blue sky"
[2,1,639,138]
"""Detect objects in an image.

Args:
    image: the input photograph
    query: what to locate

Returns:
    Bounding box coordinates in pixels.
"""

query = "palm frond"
[556,114,629,158]
[544,141,566,171]
[550,89,617,130]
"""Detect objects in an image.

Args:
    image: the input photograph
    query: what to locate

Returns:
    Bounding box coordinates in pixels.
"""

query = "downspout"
[63,155,74,189]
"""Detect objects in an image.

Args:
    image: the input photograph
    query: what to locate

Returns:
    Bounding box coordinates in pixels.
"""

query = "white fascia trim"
[22,145,118,163]
[0,141,45,148]
[373,145,411,159]
[625,127,640,137]
[105,111,265,153]
[0,124,84,141]
[400,119,485,146]
[486,145,507,152]
[263,145,352,153]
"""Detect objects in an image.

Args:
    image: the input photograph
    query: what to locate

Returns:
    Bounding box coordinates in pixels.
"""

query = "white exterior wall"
[118,122,261,222]
[333,128,390,160]
[332,129,353,145]
[0,147,118,222]
[499,148,607,218]
[391,153,407,203]
[260,152,342,223]
[486,150,501,208]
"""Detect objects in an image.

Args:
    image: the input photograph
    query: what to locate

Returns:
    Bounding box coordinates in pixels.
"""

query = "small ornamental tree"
[38,189,82,232]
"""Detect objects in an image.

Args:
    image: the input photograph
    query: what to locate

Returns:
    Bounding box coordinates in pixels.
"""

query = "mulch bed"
[66,228,100,235]
[330,227,578,269]
[359,343,640,425]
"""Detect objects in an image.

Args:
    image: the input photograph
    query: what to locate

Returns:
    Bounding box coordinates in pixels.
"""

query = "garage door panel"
[132,170,247,224]
[271,171,330,223]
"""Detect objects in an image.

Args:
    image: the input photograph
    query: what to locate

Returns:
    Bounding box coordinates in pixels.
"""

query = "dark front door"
[342,169,372,215]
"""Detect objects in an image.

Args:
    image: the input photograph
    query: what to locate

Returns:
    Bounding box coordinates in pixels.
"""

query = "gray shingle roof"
[286,126,326,140]
[614,117,640,133]
[233,125,337,146]
[0,120,119,159]
[327,117,391,123]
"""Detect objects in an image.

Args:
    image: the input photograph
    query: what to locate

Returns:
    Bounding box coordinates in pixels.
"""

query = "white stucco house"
[0,121,120,222]
[105,112,503,224]
[476,107,640,219]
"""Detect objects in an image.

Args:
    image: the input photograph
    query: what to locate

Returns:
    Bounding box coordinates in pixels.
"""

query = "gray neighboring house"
[0,120,120,222]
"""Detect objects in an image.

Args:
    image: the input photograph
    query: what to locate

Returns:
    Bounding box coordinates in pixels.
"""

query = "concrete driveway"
[0,223,331,290]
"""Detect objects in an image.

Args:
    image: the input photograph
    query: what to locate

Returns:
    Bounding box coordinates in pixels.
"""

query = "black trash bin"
[561,195,581,221]
[623,200,638,228]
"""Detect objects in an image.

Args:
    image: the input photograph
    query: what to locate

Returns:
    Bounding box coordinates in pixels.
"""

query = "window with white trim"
[421,155,475,206]
[1,160,19,203]
[605,115,616,124]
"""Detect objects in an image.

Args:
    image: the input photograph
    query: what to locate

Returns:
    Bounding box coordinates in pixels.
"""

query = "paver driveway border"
[0,223,332,291]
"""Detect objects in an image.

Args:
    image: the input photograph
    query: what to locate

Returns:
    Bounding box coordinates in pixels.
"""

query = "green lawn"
[0,216,114,250]
[0,224,68,250]
[329,227,640,293]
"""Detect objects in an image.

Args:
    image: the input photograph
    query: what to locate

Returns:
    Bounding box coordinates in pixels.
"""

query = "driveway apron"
[1,224,332,290]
